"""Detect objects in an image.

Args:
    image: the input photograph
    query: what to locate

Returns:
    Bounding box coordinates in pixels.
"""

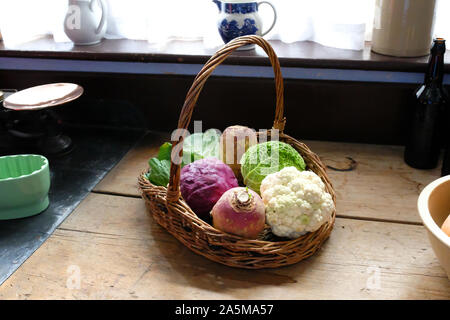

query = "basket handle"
[167,35,285,203]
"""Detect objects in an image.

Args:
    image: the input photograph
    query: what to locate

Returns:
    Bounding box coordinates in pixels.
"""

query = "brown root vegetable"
[219,125,257,182]
[211,187,265,239]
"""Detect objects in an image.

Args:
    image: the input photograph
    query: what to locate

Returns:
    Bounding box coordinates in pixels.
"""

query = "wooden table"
[1,132,449,299]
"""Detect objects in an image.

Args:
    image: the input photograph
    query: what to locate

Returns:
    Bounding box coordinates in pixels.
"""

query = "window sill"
[0,36,448,73]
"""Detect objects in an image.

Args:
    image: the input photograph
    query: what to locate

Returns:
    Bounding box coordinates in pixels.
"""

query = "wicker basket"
[138,35,336,269]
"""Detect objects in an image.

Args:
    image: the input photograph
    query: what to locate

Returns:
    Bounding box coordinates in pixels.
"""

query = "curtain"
[0,0,448,51]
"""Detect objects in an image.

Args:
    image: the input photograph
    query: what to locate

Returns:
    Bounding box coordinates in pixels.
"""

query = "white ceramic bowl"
[418,175,450,280]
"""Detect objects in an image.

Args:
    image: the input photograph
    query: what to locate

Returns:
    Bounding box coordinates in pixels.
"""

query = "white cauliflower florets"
[260,167,335,239]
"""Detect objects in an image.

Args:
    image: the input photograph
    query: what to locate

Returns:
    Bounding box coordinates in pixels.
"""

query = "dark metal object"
[1,102,74,157]
[35,110,74,156]
[37,133,73,156]
[0,126,144,285]
[443,146,450,176]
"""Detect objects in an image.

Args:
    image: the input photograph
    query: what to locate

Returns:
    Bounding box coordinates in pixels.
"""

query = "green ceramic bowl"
[0,154,50,220]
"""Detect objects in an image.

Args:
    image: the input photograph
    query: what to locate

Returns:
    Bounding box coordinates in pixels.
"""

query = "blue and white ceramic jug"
[213,0,277,50]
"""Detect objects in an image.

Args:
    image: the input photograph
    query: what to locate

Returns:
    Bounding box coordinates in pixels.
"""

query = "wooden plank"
[93,130,169,197]
[1,193,448,300]
[305,140,441,224]
[94,132,441,223]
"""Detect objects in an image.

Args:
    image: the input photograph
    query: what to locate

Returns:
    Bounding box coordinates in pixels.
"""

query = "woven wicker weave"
[138,35,336,269]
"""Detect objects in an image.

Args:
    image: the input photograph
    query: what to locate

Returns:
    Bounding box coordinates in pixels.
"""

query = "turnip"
[211,187,265,239]
[180,157,238,219]
[219,125,257,182]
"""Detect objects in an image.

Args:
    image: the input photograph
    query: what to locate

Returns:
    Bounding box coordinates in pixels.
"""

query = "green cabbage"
[240,141,305,193]
[182,129,221,164]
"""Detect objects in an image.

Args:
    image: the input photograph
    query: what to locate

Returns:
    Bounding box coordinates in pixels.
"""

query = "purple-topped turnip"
[211,187,265,239]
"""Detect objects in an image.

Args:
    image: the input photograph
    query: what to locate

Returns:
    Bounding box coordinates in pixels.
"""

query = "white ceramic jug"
[64,0,107,45]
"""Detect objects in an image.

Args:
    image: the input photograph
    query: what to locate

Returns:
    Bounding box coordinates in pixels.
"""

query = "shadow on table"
[148,217,327,293]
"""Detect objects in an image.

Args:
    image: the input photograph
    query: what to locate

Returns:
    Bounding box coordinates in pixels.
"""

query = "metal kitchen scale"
[0,83,83,156]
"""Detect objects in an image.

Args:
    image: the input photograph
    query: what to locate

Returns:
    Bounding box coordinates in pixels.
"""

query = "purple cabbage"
[180,157,238,218]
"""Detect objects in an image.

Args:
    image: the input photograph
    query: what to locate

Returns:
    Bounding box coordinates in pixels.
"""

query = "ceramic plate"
[3,83,83,111]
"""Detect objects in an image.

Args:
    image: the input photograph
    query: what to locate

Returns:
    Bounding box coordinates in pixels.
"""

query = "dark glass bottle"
[443,147,450,176]
[404,38,448,169]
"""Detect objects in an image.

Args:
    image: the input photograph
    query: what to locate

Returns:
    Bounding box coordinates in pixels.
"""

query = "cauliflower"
[260,166,334,239]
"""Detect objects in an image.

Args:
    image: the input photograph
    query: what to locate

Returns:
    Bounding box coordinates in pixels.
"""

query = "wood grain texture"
[1,36,448,73]
[94,132,441,223]
[93,131,169,197]
[0,193,448,300]
[305,140,441,224]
